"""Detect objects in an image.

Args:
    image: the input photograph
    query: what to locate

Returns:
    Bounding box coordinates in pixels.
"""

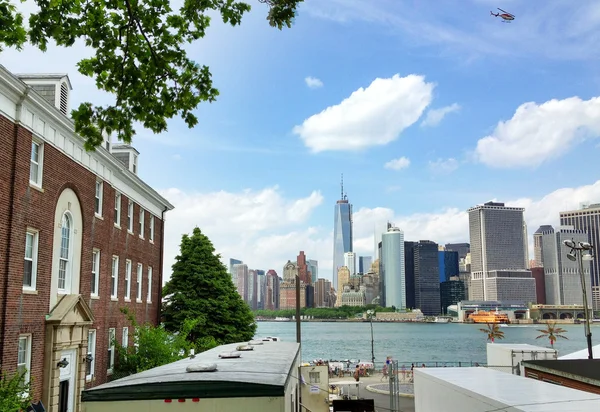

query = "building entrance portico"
[43,295,94,412]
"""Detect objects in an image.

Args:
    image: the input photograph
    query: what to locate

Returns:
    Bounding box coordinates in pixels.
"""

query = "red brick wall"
[0,113,165,401]
[524,367,600,395]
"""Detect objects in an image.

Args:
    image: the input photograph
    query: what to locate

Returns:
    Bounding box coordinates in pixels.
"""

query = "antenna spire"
[341,173,344,200]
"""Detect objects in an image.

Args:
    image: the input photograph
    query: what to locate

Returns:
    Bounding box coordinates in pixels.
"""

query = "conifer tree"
[162,227,256,344]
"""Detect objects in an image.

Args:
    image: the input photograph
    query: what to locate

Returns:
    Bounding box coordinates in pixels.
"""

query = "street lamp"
[366,309,375,365]
[563,239,595,359]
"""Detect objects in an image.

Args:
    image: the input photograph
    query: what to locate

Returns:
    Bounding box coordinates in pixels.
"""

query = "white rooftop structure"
[414,367,600,411]
[559,344,600,360]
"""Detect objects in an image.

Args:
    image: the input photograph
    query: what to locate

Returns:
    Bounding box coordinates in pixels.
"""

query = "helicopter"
[490,8,515,22]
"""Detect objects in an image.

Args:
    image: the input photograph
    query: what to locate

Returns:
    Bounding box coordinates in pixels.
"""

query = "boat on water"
[273,317,291,322]
[433,316,451,323]
[468,310,510,324]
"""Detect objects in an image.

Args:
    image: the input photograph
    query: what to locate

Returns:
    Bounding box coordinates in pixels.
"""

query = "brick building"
[0,66,173,411]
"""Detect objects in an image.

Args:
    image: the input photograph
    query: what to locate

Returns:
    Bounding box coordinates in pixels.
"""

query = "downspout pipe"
[0,87,30,367]
[157,206,168,325]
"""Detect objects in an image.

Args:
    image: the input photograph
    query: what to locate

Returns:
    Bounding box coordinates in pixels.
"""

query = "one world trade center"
[333,175,353,291]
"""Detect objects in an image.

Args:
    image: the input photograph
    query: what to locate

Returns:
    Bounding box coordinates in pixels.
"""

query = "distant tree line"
[254,304,397,319]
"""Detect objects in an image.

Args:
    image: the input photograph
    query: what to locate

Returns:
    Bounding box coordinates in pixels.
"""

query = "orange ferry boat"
[468,310,509,324]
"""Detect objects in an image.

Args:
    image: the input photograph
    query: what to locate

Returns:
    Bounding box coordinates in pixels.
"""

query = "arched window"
[58,212,72,292]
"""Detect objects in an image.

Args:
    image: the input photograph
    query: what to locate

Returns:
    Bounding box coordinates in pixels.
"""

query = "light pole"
[563,239,595,359]
[366,309,375,365]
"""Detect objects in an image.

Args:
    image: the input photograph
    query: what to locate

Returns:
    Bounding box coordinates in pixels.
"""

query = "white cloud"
[305,76,324,89]
[429,158,459,174]
[384,156,411,171]
[475,96,600,168]
[293,74,434,152]
[421,103,461,127]
[160,186,327,282]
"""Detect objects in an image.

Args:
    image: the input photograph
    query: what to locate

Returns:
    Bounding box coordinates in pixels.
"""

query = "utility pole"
[295,275,301,344]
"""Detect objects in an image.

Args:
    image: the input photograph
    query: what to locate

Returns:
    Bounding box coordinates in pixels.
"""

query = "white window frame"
[139,208,145,238]
[91,249,100,297]
[132,154,138,174]
[111,256,119,299]
[122,327,129,347]
[86,329,96,381]
[127,201,134,232]
[107,328,115,374]
[23,229,39,291]
[136,263,143,302]
[17,334,32,391]
[114,193,121,227]
[29,139,44,188]
[124,260,132,300]
[149,215,155,242]
[147,267,153,303]
[57,212,73,294]
[95,180,103,217]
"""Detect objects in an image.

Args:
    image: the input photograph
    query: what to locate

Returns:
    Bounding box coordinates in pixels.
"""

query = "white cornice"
[0,65,173,213]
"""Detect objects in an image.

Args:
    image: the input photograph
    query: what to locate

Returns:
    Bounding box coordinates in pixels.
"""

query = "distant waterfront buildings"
[265,270,280,310]
[308,259,318,284]
[533,225,554,268]
[359,256,373,274]
[438,250,459,283]
[440,276,466,314]
[560,203,600,309]
[344,252,357,276]
[404,241,416,309]
[381,226,406,309]
[232,263,249,302]
[229,258,243,275]
[468,201,534,302]
[333,176,353,292]
[413,240,441,316]
[445,243,470,259]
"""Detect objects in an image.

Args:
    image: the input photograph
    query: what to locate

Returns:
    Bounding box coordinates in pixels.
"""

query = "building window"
[136,263,143,302]
[111,256,119,298]
[149,215,155,242]
[23,230,39,290]
[86,329,96,381]
[107,328,115,373]
[132,154,138,174]
[147,267,153,303]
[127,201,133,232]
[122,327,129,347]
[95,181,103,216]
[125,260,132,300]
[17,335,32,389]
[114,193,121,227]
[308,372,321,384]
[29,140,43,187]
[91,250,100,297]
[139,208,144,238]
[58,213,72,293]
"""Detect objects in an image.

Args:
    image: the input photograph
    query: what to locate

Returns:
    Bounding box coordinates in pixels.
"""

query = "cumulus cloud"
[475,96,600,168]
[429,158,459,174]
[305,76,324,89]
[160,180,600,282]
[384,156,411,171]
[293,74,434,152]
[421,103,461,127]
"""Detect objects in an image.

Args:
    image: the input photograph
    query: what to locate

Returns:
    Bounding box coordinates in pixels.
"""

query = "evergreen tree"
[162,227,256,344]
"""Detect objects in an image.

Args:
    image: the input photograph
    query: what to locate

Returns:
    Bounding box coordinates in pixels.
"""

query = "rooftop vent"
[110,144,140,175]
[186,363,217,373]
[218,352,241,359]
[236,345,254,351]
[248,340,264,346]
[17,74,72,116]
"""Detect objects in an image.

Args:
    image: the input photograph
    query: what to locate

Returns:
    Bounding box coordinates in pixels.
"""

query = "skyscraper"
[229,258,243,274]
[468,201,534,301]
[333,175,353,290]
[308,259,318,284]
[560,203,600,309]
[533,225,554,268]
[344,252,357,276]
[381,226,405,309]
[414,240,441,316]
[359,256,373,274]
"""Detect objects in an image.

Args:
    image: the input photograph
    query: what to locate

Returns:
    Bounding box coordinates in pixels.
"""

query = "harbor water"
[255,321,597,364]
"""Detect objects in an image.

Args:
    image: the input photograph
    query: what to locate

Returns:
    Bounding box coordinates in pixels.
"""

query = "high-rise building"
[414,240,441,316]
[297,251,310,285]
[232,263,249,301]
[541,226,593,306]
[229,258,243,275]
[279,261,306,310]
[344,252,357,276]
[256,270,266,310]
[404,241,416,309]
[308,259,318,284]
[381,226,405,309]
[440,277,466,314]
[359,256,373,274]
[560,203,600,309]
[438,251,459,283]
[530,267,546,304]
[444,243,470,259]
[533,225,554,268]
[468,201,533,301]
[333,175,353,290]
[336,266,351,306]
[265,270,280,310]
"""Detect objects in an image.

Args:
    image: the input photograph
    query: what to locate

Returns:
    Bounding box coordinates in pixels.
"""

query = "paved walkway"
[329,374,415,398]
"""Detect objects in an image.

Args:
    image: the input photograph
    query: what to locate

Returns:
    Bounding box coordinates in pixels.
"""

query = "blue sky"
[3,0,600,281]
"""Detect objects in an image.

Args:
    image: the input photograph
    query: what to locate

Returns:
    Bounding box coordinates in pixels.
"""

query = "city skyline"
[3,1,600,282]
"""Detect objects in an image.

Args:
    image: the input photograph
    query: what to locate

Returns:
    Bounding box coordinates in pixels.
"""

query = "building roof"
[559,344,600,360]
[414,366,600,411]
[81,341,300,402]
[535,225,554,234]
[523,359,600,385]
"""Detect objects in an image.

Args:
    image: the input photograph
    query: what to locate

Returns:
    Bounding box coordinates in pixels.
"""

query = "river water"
[255,321,597,365]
